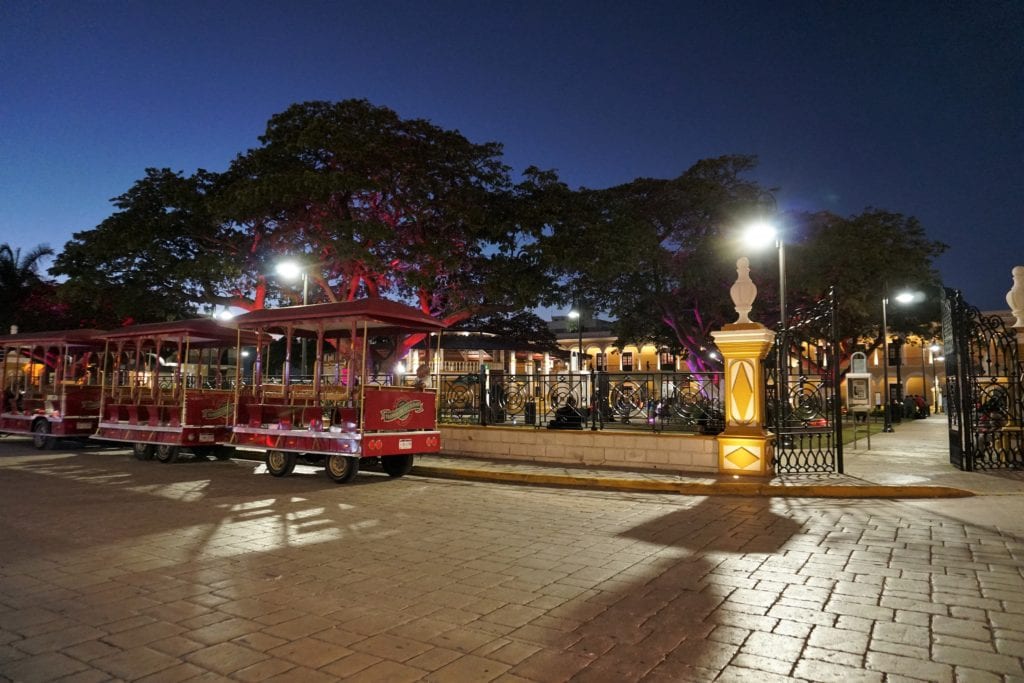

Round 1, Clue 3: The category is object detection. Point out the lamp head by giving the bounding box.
[894,291,916,304]
[275,261,302,280]
[741,220,778,249]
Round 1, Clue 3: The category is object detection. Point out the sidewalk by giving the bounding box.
[417,415,1024,498]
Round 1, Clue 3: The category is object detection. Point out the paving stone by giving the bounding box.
[261,664,338,682]
[11,625,107,656]
[866,651,954,682]
[0,652,86,683]
[729,652,794,676]
[92,645,181,680]
[932,615,993,642]
[715,664,795,682]
[932,643,1024,676]
[231,657,296,682]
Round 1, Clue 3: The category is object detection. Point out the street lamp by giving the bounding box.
[568,308,584,372]
[742,219,787,421]
[881,289,915,432]
[275,260,309,378]
[741,220,786,330]
[929,344,942,413]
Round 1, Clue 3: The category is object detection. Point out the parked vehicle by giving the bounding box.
[92,318,253,462]
[227,298,446,483]
[0,329,106,448]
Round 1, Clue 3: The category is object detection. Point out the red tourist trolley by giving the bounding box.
[92,319,252,462]
[228,298,445,483]
[0,329,106,448]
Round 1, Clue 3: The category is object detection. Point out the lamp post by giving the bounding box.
[742,219,787,418]
[929,344,942,413]
[881,289,915,432]
[275,260,309,378]
[568,308,583,372]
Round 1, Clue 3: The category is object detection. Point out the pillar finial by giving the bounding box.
[1007,265,1024,329]
[730,257,757,325]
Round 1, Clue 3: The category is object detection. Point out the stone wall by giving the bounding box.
[439,425,719,473]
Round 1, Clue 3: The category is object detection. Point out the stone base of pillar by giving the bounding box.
[718,434,775,477]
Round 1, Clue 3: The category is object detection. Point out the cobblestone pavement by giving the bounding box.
[2,440,1024,682]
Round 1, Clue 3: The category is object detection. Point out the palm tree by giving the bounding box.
[0,243,55,332]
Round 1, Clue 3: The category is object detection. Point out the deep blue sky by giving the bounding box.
[2,1,1021,310]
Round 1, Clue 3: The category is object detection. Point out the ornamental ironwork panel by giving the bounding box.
[941,288,1023,471]
[765,287,844,474]
[436,370,723,433]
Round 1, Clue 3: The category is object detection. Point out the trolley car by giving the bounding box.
[92,319,251,462]
[228,298,445,483]
[0,329,106,448]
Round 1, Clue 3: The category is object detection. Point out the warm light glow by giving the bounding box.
[929,344,941,353]
[935,356,945,362]
[276,261,302,280]
[396,363,406,374]
[741,219,777,248]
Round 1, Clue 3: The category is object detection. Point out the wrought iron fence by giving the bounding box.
[942,288,1024,470]
[764,287,844,474]
[435,371,724,434]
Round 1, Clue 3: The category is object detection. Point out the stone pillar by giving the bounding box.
[711,258,777,477]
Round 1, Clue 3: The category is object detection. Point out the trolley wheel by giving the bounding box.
[132,443,155,461]
[155,445,180,463]
[32,420,55,450]
[325,454,360,483]
[381,454,414,478]
[266,450,296,477]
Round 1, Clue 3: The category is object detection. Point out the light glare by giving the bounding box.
[742,220,777,248]
[276,261,302,280]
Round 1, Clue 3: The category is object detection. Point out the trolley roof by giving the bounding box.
[99,318,251,345]
[0,328,107,348]
[230,298,447,335]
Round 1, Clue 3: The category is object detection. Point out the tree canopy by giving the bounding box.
[53,100,551,330]
[47,100,947,359]
[536,156,947,370]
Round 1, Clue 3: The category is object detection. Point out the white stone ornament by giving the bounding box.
[730,257,757,324]
[1008,265,1024,329]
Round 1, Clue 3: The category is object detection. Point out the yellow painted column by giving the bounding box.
[709,257,776,476]
[711,325,776,476]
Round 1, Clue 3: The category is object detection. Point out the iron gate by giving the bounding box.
[765,287,844,473]
[941,288,1023,470]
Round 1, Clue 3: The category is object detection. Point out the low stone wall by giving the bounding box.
[439,425,719,473]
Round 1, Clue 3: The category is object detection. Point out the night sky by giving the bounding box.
[2,1,1021,311]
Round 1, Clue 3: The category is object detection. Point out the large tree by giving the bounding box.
[52,100,551,332]
[539,155,768,370]
[539,156,947,371]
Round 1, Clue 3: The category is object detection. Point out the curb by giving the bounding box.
[412,466,975,499]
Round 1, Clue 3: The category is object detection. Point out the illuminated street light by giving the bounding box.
[743,218,788,423]
[881,288,919,432]
[275,260,309,378]
[568,308,583,372]
[741,220,786,330]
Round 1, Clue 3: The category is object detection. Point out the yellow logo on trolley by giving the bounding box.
[202,403,232,420]
[380,399,424,423]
